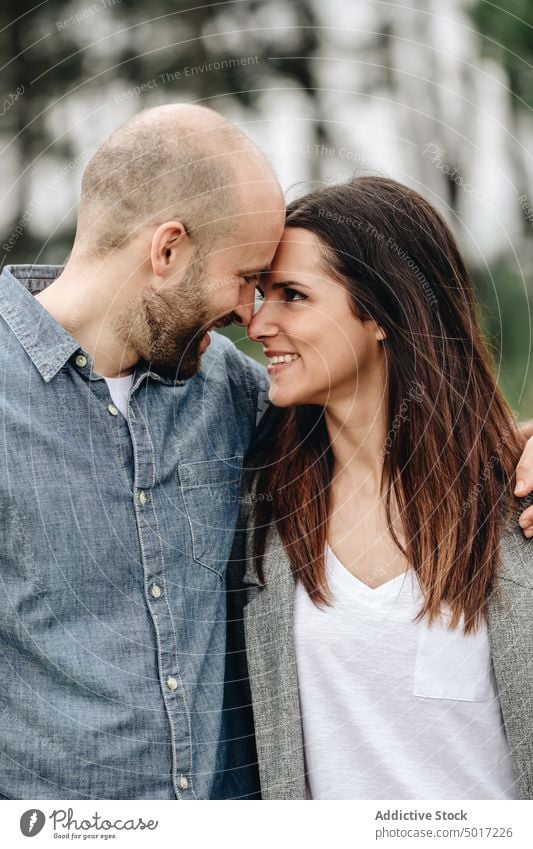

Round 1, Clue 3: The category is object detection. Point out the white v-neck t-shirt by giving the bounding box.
[293,545,518,800]
[103,374,134,419]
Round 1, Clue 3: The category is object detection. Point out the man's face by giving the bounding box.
[193,173,286,345]
[136,251,211,379]
[117,178,285,379]
[123,220,284,379]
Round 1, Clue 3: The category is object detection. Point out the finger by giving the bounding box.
[518,505,533,536]
[514,436,533,496]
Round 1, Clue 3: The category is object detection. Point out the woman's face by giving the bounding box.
[248,227,385,408]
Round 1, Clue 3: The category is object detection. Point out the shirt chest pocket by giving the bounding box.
[179,455,243,578]
[413,618,494,702]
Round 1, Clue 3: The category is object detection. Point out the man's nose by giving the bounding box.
[231,291,256,327]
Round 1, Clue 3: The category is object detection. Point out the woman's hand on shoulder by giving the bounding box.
[515,418,533,537]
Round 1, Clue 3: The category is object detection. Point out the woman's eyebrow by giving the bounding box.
[271,280,312,290]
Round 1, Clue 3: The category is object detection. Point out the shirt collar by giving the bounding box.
[0,265,81,382]
[0,264,187,386]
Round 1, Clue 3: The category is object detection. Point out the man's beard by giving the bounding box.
[117,258,212,380]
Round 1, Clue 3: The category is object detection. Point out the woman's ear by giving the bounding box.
[375,325,386,342]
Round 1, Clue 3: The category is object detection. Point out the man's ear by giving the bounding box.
[150,221,192,279]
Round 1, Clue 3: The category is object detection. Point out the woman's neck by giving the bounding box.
[324,372,388,493]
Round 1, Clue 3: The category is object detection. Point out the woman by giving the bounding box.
[227,176,533,800]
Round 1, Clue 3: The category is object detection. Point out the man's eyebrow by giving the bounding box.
[238,265,271,277]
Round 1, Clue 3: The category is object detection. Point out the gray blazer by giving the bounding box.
[226,511,533,800]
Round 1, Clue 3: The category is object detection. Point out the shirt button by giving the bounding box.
[107,404,119,416]
[75,354,87,368]
[166,676,178,691]
[150,583,161,599]
[179,775,189,790]
[138,491,148,506]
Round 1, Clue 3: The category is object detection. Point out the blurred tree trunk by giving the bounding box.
[0,0,83,255]
[470,0,533,235]
[3,0,35,228]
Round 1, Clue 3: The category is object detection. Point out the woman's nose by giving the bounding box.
[247,299,278,342]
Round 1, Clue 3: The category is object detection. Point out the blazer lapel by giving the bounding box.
[243,533,306,800]
[488,523,533,799]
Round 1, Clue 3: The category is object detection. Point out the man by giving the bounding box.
[0,103,284,799]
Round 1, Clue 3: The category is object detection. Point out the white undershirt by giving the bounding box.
[103,374,134,418]
[293,545,518,800]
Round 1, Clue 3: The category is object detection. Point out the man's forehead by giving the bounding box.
[221,229,281,262]
[239,205,285,234]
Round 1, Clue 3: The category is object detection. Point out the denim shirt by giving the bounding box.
[0,264,267,800]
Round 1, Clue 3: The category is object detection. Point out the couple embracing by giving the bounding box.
[1,104,531,800]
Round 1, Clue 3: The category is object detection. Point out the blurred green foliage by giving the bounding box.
[216,323,266,364]
[471,0,533,111]
[474,263,533,419]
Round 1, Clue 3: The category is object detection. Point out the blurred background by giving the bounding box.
[1,0,532,414]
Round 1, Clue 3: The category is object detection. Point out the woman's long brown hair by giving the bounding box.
[248,176,522,634]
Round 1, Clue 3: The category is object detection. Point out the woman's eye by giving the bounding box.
[254,286,307,302]
[283,287,307,302]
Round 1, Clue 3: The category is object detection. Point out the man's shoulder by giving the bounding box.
[204,332,268,393]
[199,333,269,426]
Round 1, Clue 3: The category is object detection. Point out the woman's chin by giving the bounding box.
[268,382,308,408]
[268,382,292,407]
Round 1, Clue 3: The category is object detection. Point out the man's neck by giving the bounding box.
[34,260,138,378]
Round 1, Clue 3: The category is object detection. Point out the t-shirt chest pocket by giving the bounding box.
[413,616,494,702]
[179,455,243,578]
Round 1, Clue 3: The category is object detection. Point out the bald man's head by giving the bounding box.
[76,104,276,255]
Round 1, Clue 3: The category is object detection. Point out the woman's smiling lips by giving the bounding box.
[264,349,301,374]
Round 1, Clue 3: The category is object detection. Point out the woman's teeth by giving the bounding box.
[268,354,300,365]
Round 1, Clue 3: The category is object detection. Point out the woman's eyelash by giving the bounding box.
[283,287,307,301]
[255,286,307,302]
